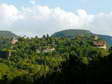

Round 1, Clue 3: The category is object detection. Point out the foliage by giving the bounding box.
[0,34,111,84]
[52,29,112,48]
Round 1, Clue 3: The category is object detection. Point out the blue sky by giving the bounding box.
[0,0,112,36]
[0,0,112,14]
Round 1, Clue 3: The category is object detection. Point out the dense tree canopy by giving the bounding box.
[0,35,111,84]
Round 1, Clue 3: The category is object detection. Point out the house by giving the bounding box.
[11,37,18,45]
[43,48,55,53]
[93,41,107,49]
[36,47,55,53]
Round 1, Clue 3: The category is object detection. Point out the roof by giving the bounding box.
[93,41,106,46]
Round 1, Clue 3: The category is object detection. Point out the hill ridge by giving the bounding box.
[52,29,112,47]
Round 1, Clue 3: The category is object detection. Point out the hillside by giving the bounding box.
[0,31,18,49]
[52,29,93,38]
[52,29,112,47]
[0,31,17,39]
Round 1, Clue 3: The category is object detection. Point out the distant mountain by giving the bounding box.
[52,29,93,38]
[52,29,112,47]
[0,31,17,39]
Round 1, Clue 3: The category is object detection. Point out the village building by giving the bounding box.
[93,40,107,49]
[11,37,18,45]
[43,48,55,53]
[36,47,55,53]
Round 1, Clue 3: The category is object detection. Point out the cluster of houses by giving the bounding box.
[0,35,108,59]
[92,36,107,49]
[35,35,107,54]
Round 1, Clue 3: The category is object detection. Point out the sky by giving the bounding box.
[0,0,112,37]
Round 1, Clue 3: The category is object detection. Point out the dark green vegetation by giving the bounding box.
[52,29,112,47]
[0,31,18,50]
[0,30,112,84]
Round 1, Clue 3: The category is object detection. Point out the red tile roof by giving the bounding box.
[93,41,106,46]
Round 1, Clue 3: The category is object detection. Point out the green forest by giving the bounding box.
[0,34,112,84]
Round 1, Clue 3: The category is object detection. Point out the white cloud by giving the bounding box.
[89,13,112,35]
[0,3,112,37]
[11,5,94,36]
[0,4,22,29]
